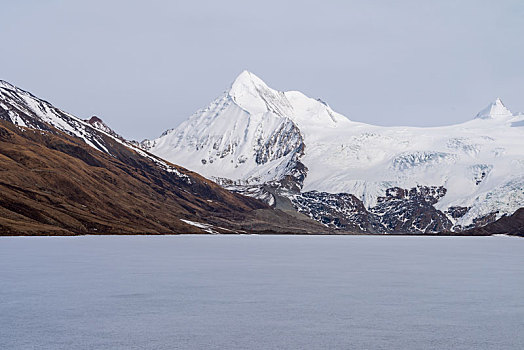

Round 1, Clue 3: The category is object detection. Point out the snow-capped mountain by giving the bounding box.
[144,71,524,233]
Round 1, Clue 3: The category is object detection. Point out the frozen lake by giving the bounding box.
[1,235,523,349]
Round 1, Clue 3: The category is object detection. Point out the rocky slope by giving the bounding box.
[464,208,524,237]
[0,80,328,235]
[143,71,524,234]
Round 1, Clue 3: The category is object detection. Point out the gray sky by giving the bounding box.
[2,0,523,140]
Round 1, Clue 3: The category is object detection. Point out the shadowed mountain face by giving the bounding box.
[0,81,328,235]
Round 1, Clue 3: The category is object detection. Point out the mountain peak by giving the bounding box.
[475,98,513,119]
[84,115,121,139]
[86,115,105,125]
[226,70,293,116]
[229,70,270,95]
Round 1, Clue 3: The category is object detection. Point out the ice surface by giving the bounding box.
[1,235,523,349]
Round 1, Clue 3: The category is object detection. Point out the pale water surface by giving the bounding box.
[0,235,523,349]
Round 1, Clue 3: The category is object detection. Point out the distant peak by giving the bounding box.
[475,98,513,119]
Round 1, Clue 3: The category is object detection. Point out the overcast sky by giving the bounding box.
[2,0,523,140]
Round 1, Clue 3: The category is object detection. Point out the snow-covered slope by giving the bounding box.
[0,80,191,181]
[144,71,524,233]
[0,80,113,153]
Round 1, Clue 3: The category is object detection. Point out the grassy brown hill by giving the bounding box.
[0,119,329,235]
